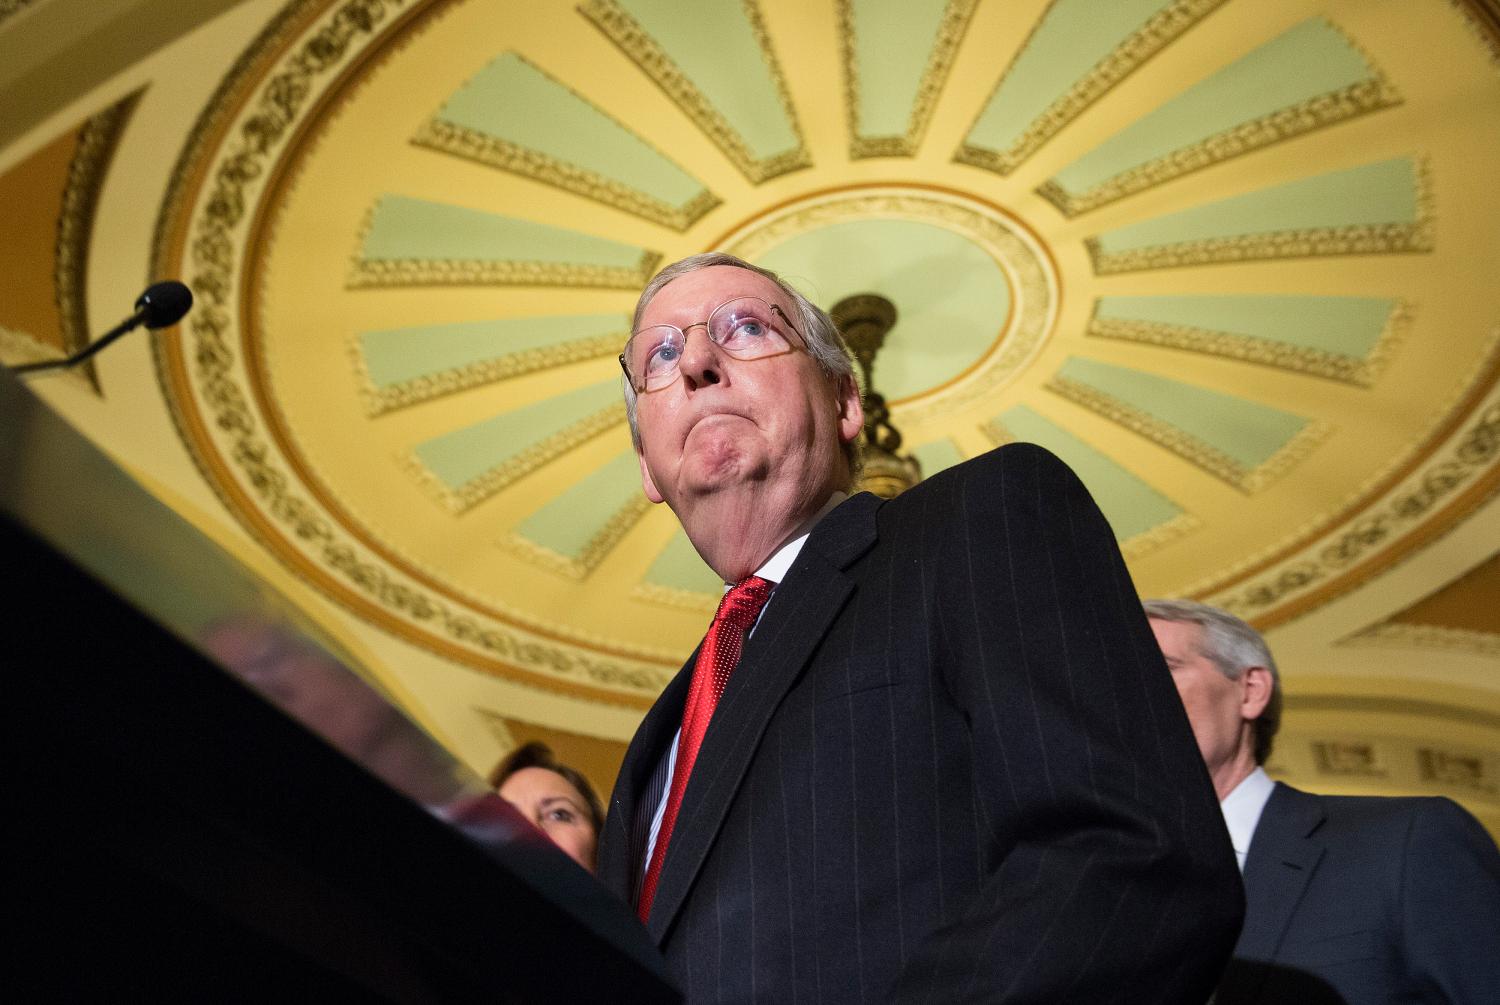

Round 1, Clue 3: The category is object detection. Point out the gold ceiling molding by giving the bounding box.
[1045,373,1332,494]
[579,0,810,184]
[1212,389,1500,625]
[352,329,621,416]
[55,88,144,395]
[404,403,626,514]
[503,493,652,581]
[1038,70,1401,218]
[953,0,1228,176]
[1086,302,1409,389]
[1088,203,1436,275]
[1338,622,1500,659]
[410,52,721,231]
[151,0,679,705]
[630,580,718,614]
[838,0,978,160]
[720,185,1059,425]
[346,232,661,289]
[412,118,720,232]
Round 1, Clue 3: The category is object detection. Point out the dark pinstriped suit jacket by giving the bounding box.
[601,444,1243,1002]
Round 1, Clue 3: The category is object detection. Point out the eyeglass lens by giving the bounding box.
[626,297,795,391]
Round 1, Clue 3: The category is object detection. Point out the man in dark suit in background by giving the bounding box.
[597,251,1242,1002]
[1145,599,1500,1004]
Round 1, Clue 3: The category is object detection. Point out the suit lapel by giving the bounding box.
[645,493,881,942]
[1236,784,1327,976]
[599,656,695,901]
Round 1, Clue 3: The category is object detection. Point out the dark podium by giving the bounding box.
[3,368,677,1002]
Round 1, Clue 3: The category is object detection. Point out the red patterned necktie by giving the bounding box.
[637,574,773,922]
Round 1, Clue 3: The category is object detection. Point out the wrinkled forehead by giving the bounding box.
[635,264,791,331]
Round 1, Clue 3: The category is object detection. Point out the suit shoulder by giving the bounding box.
[909,441,1084,501]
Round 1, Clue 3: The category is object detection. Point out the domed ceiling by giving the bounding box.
[2,0,1497,822]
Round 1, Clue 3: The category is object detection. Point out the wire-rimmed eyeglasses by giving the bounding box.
[619,296,805,394]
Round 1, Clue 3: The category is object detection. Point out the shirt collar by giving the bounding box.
[732,491,848,589]
[1219,765,1275,872]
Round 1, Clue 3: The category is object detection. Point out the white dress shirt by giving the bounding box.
[640,492,847,876]
[1219,765,1275,872]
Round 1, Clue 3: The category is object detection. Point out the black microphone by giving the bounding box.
[11,280,193,376]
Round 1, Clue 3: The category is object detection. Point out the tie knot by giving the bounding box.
[717,574,773,630]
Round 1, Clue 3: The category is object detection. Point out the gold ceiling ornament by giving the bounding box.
[1036,65,1402,218]
[578,0,810,184]
[720,185,1058,425]
[1085,303,1410,389]
[953,0,1229,176]
[151,0,684,705]
[838,0,979,159]
[832,293,922,499]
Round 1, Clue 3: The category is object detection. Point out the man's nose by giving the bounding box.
[678,325,723,390]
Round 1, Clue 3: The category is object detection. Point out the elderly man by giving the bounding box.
[599,252,1242,1002]
[1144,599,1500,1004]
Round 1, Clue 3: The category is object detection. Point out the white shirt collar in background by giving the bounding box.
[1219,766,1275,872]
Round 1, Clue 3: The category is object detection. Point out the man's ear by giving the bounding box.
[637,448,665,505]
[1240,666,1274,722]
[835,373,864,444]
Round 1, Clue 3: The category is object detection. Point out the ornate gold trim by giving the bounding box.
[839,0,979,159]
[53,89,144,394]
[410,53,721,231]
[503,494,652,580]
[721,187,1058,425]
[1039,74,1402,217]
[954,0,1228,176]
[1213,391,1500,619]
[406,402,626,513]
[630,580,719,613]
[1339,622,1500,658]
[150,0,679,703]
[1086,301,1410,388]
[1046,373,1333,493]
[347,248,661,289]
[353,330,621,416]
[1088,220,1434,275]
[578,0,811,183]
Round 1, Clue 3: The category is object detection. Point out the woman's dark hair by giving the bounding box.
[488,741,605,835]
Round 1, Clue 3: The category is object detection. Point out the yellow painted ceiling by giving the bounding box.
[2,0,1497,825]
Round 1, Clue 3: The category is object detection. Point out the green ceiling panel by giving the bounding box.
[413,380,620,491]
[752,218,1010,399]
[1092,157,1421,254]
[516,450,643,558]
[361,195,649,266]
[910,437,964,478]
[964,0,1172,155]
[1055,357,1310,469]
[993,404,1183,541]
[360,313,628,388]
[1095,295,1395,358]
[849,0,951,139]
[434,53,707,206]
[615,0,798,160]
[1052,18,1380,194]
[644,527,721,594]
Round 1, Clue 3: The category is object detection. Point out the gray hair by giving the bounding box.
[622,253,860,478]
[1142,599,1282,765]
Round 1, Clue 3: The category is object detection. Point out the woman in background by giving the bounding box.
[490,741,603,874]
